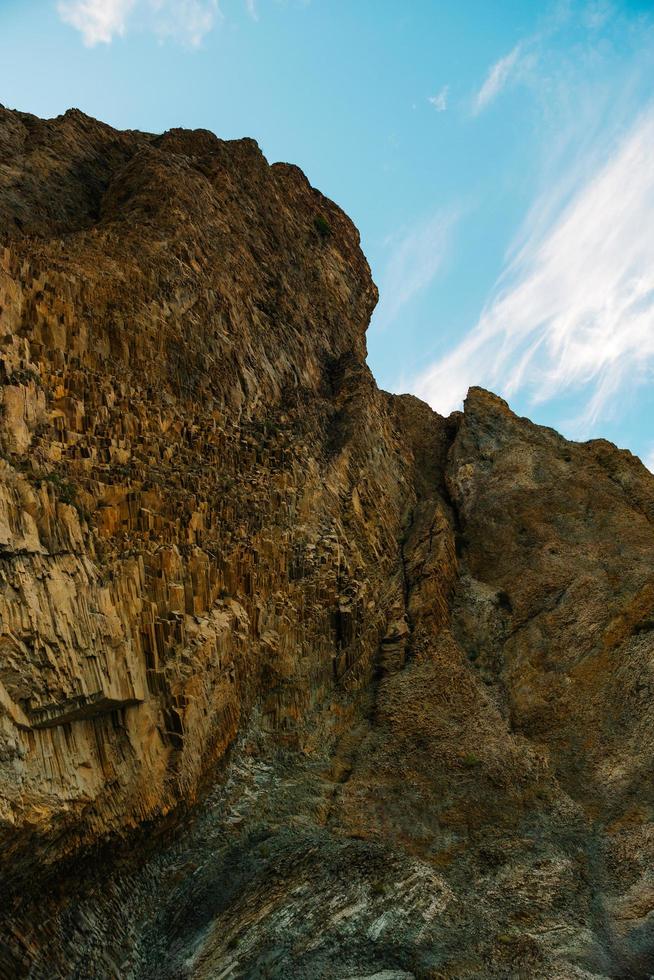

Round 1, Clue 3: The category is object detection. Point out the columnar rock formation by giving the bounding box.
[1,106,654,979]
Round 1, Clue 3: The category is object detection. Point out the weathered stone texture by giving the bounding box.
[1,107,654,979]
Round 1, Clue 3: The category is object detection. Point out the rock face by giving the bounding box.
[1,107,654,979]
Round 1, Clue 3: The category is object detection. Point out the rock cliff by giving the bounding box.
[1,106,654,979]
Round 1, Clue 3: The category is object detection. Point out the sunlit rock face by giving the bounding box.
[1,106,654,979]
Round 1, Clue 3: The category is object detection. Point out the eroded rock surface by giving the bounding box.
[1,106,654,979]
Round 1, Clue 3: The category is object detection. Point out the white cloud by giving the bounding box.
[428,86,448,112]
[57,0,225,45]
[245,0,258,20]
[644,447,654,473]
[412,106,654,429]
[474,44,521,114]
[372,210,457,332]
[57,0,135,45]
[150,0,221,46]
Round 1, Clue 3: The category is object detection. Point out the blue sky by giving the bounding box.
[2,0,654,465]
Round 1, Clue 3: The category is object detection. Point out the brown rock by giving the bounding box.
[0,107,652,980]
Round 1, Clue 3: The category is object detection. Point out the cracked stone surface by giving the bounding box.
[1,106,654,978]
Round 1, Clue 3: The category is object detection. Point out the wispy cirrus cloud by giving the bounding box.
[473,43,522,114]
[56,0,227,46]
[412,105,654,430]
[428,86,448,112]
[150,0,221,45]
[372,210,458,332]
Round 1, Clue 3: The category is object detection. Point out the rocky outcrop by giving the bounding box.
[1,106,654,979]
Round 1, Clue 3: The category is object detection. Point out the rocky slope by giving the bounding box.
[1,106,654,979]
